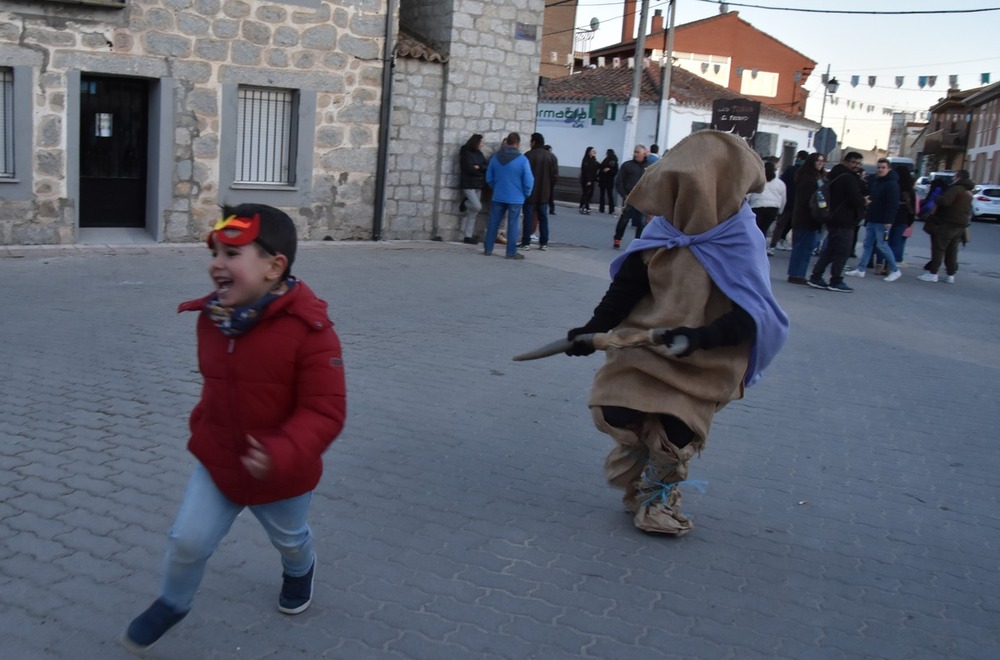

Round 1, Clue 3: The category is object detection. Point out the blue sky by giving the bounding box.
[574,0,1000,149]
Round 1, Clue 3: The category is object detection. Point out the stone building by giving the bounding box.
[0,0,546,246]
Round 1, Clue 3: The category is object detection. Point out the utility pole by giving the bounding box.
[655,0,676,149]
[623,0,650,158]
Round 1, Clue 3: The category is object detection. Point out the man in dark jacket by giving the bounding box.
[808,152,866,291]
[770,150,808,251]
[612,144,650,248]
[918,170,975,283]
[846,158,902,282]
[520,132,559,250]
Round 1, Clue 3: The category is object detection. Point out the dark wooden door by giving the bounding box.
[79,76,148,228]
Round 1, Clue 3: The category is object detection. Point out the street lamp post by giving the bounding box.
[818,73,840,128]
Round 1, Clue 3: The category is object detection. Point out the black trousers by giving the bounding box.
[602,406,694,449]
[811,224,854,284]
[598,184,616,212]
[614,205,645,240]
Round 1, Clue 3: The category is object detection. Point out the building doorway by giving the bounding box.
[79,75,148,228]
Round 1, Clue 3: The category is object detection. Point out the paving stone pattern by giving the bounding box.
[2,222,999,659]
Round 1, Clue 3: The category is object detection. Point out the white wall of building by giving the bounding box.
[537,100,815,174]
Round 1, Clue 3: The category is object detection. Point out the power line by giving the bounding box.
[692,0,1000,15]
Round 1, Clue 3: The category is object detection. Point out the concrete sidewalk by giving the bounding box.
[2,230,999,659]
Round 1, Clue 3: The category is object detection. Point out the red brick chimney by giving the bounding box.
[622,0,637,42]
[651,9,664,35]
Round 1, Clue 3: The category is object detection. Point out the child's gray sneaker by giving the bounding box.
[121,598,188,652]
[278,559,315,614]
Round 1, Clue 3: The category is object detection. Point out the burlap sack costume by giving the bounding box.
[589,131,770,535]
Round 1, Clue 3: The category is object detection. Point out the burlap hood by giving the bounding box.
[625,130,765,233]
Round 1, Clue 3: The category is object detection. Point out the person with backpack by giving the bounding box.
[808,152,867,291]
[786,152,826,284]
[845,158,902,282]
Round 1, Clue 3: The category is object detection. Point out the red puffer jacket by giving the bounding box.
[177,281,346,505]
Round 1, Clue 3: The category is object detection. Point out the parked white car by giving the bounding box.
[971,185,1000,222]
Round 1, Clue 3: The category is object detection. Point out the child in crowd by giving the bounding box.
[122,203,347,651]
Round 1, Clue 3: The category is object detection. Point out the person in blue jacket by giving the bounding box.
[484,132,534,259]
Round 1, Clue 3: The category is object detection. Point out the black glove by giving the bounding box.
[655,327,704,358]
[565,327,596,357]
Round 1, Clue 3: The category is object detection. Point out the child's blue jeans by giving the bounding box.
[159,463,314,611]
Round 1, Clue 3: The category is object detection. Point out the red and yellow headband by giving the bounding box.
[207,213,276,255]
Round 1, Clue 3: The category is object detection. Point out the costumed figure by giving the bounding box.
[565,131,789,535]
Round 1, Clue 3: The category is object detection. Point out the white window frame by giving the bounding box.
[235,85,298,186]
[1,67,14,178]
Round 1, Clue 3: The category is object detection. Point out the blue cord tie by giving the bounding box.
[639,466,708,507]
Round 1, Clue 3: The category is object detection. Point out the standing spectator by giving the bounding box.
[646,143,661,163]
[845,158,902,282]
[545,144,558,216]
[883,165,917,267]
[808,151,866,291]
[613,144,651,249]
[598,148,619,214]
[918,170,975,283]
[770,150,808,251]
[519,132,558,251]
[578,146,600,215]
[484,132,533,259]
[458,134,487,244]
[786,152,826,284]
[747,161,786,251]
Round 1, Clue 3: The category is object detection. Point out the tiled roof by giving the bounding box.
[540,62,816,126]
[395,28,449,63]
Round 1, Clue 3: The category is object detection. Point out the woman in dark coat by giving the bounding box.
[458,134,487,243]
[579,146,601,214]
[598,148,619,214]
[884,165,916,267]
[786,152,827,284]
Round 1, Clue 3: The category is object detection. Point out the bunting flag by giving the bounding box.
[701,62,709,73]
[714,63,721,74]
[949,74,958,87]
[918,76,927,89]
[736,67,744,77]
[821,73,829,84]
[983,73,992,84]
[895,76,904,88]
[851,75,859,87]
[928,76,937,88]
[869,76,876,87]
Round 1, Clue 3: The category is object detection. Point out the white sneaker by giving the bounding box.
[766,247,775,256]
[777,239,792,251]
[943,275,955,284]
[844,269,865,278]
[917,272,938,282]
[884,270,902,282]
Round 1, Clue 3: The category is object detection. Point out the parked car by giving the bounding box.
[914,171,956,197]
[971,185,1000,222]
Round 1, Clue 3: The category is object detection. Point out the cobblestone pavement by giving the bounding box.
[2,213,999,659]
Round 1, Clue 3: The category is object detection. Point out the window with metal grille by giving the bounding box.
[235,86,297,185]
[1,68,14,178]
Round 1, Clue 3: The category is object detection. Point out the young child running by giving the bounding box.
[122,203,347,652]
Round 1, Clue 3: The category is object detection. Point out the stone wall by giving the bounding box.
[383,0,544,241]
[0,0,546,245]
[0,0,388,245]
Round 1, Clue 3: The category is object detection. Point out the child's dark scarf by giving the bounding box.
[205,277,297,337]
